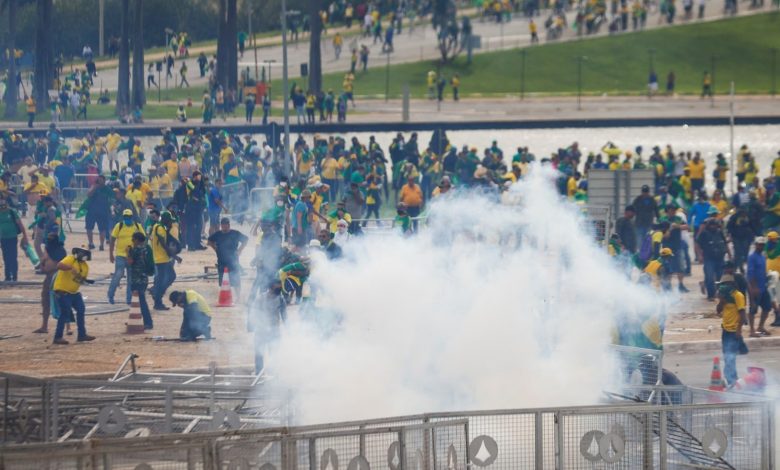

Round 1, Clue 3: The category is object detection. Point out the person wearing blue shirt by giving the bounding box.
[747,237,772,337]
[54,157,76,215]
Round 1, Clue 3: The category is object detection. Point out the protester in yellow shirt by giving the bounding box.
[687,154,705,193]
[52,248,94,344]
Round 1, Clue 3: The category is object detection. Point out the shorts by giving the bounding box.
[61,188,76,202]
[648,82,658,92]
[107,149,118,162]
[85,213,111,233]
[667,251,684,274]
[750,289,772,314]
[208,211,221,226]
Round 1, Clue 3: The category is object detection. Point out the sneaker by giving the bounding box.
[99,245,104,251]
[52,338,69,345]
[88,244,96,249]
[144,325,153,331]
[699,281,705,295]
[679,285,690,293]
[108,298,115,305]
[77,335,96,342]
[154,304,170,311]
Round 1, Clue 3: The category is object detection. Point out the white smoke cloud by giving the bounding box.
[266,165,658,424]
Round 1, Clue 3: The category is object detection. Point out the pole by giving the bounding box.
[158,69,161,103]
[710,56,716,108]
[99,0,105,57]
[520,49,526,100]
[772,48,777,98]
[577,57,581,110]
[729,81,735,194]
[648,48,655,74]
[384,52,390,102]
[281,0,292,175]
[252,9,259,81]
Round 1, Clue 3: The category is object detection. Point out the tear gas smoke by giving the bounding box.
[266,165,659,424]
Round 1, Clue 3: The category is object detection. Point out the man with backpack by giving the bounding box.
[126,232,156,330]
[696,217,730,300]
[107,209,144,305]
[151,211,181,310]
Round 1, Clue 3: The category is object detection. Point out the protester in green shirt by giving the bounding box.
[0,199,29,281]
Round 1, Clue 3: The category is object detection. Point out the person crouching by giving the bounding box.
[169,290,212,341]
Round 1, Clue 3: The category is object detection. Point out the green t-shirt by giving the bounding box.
[0,208,20,239]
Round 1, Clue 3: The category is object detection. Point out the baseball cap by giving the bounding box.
[122,209,133,216]
[768,231,779,240]
[755,236,768,245]
[660,248,673,256]
[641,185,650,193]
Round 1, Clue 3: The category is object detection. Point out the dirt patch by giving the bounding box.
[0,229,256,378]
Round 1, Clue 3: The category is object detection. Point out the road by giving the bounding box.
[667,347,780,394]
[76,3,776,93]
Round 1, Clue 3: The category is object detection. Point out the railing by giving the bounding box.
[0,400,773,469]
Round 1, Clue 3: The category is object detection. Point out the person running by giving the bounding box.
[169,290,212,341]
[179,62,190,87]
[147,63,157,88]
[52,248,95,345]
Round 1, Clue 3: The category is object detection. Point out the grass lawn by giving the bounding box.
[0,102,182,123]
[277,12,780,98]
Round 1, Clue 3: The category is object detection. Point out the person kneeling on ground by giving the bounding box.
[169,290,212,341]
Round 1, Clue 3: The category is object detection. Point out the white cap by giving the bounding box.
[308,239,321,248]
[755,237,768,244]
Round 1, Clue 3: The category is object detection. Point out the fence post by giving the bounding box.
[164,386,173,434]
[51,381,59,442]
[399,430,407,470]
[422,417,431,470]
[431,426,438,470]
[2,377,8,443]
[659,411,668,470]
[308,437,316,470]
[643,411,654,469]
[534,412,544,470]
[554,411,564,470]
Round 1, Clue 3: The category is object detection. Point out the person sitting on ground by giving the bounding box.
[169,290,212,341]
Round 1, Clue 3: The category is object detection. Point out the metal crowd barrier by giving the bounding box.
[1,400,773,469]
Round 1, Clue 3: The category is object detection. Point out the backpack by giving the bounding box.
[162,225,182,256]
[638,232,653,263]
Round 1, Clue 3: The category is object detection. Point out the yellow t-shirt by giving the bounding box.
[37,174,56,192]
[150,224,171,264]
[53,255,89,294]
[111,221,144,257]
[687,160,705,179]
[567,177,577,198]
[106,133,122,151]
[185,290,211,315]
[710,199,728,218]
[126,187,145,212]
[721,291,746,333]
[162,159,179,181]
[321,157,339,179]
[773,158,780,178]
[24,182,50,196]
[219,147,235,169]
[150,174,173,198]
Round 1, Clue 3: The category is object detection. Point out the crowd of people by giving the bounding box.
[2,123,780,383]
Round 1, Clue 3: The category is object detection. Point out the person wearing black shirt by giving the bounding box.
[207,218,248,298]
[615,205,638,254]
[632,185,658,244]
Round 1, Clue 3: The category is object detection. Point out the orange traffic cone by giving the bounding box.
[126,290,145,334]
[708,356,725,392]
[217,267,234,307]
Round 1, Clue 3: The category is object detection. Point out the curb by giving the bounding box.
[666,336,780,353]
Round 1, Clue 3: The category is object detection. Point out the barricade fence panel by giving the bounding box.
[0,401,773,470]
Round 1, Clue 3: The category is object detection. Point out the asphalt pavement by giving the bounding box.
[667,346,780,394]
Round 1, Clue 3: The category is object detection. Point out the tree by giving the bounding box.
[216,0,237,92]
[116,0,131,117]
[432,0,460,63]
[3,0,18,118]
[32,0,52,108]
[307,0,323,94]
[131,0,145,108]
